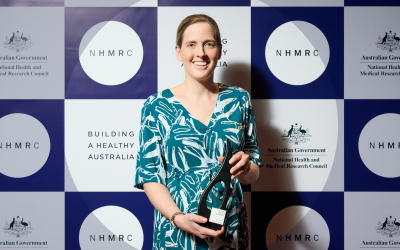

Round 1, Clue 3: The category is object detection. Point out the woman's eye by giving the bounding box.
[188,43,195,48]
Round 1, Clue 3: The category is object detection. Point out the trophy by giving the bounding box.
[197,138,233,230]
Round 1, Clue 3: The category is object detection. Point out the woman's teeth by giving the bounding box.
[193,62,207,66]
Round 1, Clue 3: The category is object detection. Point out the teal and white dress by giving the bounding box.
[134,83,263,249]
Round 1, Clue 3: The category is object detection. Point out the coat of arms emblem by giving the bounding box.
[281,123,311,145]
[3,31,33,52]
[376,215,400,238]
[3,216,33,238]
[376,30,400,52]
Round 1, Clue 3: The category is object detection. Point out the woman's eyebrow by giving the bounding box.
[184,40,216,45]
[184,40,197,45]
[203,40,215,43]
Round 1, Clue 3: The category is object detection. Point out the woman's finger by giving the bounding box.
[236,154,249,170]
[232,169,247,179]
[198,226,224,238]
[230,163,243,175]
[189,214,207,224]
[240,154,250,167]
[232,154,249,172]
[228,152,241,165]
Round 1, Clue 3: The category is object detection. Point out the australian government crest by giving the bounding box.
[362,215,400,247]
[3,31,32,52]
[376,30,400,53]
[376,215,400,238]
[3,216,33,238]
[281,123,311,145]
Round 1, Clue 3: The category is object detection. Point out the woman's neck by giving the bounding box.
[179,75,218,98]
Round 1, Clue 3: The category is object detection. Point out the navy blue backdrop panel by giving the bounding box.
[252,192,344,250]
[65,192,154,250]
[0,100,64,191]
[159,0,250,6]
[65,7,157,99]
[344,100,400,191]
[0,0,63,6]
[251,7,344,99]
[345,0,400,6]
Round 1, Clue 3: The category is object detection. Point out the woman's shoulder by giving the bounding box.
[142,89,173,109]
[218,83,251,100]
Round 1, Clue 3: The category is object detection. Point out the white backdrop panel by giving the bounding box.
[65,100,144,192]
[345,7,400,99]
[345,192,400,249]
[252,99,339,192]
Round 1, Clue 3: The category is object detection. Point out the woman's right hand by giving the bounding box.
[174,213,224,239]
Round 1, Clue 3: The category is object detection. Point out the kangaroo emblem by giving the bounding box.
[282,125,294,137]
[7,218,15,230]
[380,32,388,44]
[8,32,15,44]
[381,217,388,229]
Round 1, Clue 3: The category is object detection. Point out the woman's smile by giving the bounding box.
[193,61,209,68]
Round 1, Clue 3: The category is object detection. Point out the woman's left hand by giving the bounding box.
[217,151,251,180]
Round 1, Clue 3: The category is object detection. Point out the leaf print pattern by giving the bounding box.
[134,83,262,249]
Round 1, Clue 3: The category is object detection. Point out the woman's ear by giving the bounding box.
[175,45,182,61]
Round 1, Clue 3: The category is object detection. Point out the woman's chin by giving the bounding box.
[187,73,213,82]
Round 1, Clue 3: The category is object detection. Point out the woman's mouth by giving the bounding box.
[193,62,208,69]
[193,61,208,66]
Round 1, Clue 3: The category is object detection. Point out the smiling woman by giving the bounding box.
[134,14,263,250]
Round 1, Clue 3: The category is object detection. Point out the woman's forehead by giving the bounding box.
[182,22,215,42]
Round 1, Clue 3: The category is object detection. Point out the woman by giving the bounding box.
[134,14,263,249]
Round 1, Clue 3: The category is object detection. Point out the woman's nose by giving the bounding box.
[196,46,206,57]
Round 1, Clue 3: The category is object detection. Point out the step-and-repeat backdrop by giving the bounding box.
[1,0,400,249]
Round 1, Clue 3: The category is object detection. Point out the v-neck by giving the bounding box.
[166,83,221,128]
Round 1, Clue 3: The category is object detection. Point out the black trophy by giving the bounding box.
[197,138,233,230]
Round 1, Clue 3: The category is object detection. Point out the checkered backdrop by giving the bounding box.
[1,1,400,249]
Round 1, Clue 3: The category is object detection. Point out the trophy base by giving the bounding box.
[198,221,222,231]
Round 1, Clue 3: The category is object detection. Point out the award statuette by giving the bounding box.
[197,138,233,230]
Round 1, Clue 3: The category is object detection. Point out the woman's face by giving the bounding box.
[175,22,222,83]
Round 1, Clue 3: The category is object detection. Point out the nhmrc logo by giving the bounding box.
[359,113,400,178]
[265,21,330,86]
[0,113,50,178]
[266,206,330,250]
[79,21,143,86]
[79,206,144,250]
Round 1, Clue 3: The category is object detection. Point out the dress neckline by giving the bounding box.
[166,83,221,128]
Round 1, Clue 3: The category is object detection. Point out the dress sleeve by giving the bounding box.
[134,99,167,190]
[243,91,263,167]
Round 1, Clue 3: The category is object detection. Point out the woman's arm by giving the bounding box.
[142,182,224,239]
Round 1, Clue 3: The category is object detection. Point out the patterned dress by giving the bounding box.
[134,83,263,249]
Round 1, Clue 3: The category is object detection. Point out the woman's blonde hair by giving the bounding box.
[176,14,221,48]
